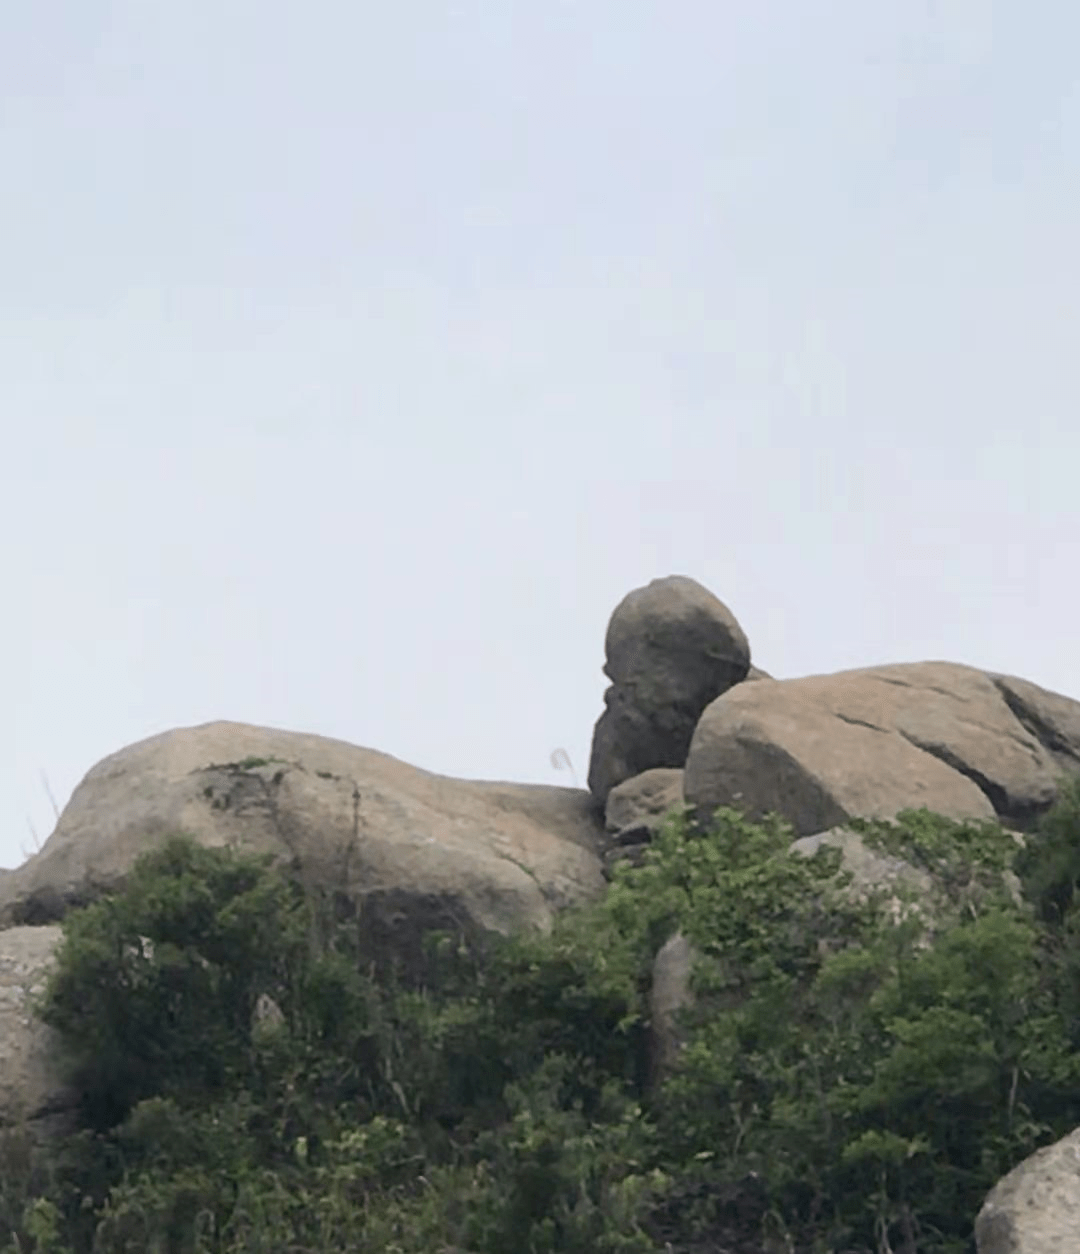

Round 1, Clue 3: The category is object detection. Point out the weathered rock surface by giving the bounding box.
[605,768,685,836]
[684,662,1080,837]
[975,1124,1080,1253]
[989,673,1080,775]
[649,930,695,1087]
[0,925,74,1135]
[791,827,938,920]
[793,825,1025,920]
[601,768,684,877]
[0,723,608,977]
[588,576,751,805]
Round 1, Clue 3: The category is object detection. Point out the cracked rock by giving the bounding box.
[684,661,1080,837]
[0,723,608,985]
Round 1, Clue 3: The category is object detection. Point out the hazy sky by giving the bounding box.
[3,3,1078,869]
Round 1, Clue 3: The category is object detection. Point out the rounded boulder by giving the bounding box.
[587,576,751,804]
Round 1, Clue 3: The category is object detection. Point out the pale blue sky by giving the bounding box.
[3,3,1078,868]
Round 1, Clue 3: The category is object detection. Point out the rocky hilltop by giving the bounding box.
[3,574,1079,1252]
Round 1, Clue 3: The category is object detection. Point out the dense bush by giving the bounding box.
[38,837,313,1129]
[3,785,1080,1253]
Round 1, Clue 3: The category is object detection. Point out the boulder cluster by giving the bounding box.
[592,578,1080,878]
[2,573,1079,1250]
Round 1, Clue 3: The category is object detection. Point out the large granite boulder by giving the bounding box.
[588,576,751,805]
[684,662,1080,837]
[975,1124,1080,1253]
[0,723,608,977]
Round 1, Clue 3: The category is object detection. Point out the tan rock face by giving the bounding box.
[0,723,608,977]
[588,576,751,804]
[0,925,74,1134]
[989,673,1080,777]
[604,768,685,836]
[975,1124,1080,1254]
[684,663,1080,837]
[602,768,685,878]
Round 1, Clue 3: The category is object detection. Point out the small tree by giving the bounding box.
[39,834,311,1128]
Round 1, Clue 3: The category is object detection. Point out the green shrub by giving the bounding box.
[643,805,1080,1251]
[9,790,1080,1254]
[1016,776,1080,926]
[1015,776,1080,1056]
[38,835,312,1128]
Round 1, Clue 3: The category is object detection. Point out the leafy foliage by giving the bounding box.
[3,788,1080,1253]
[1015,775,1080,1057]
[37,836,312,1127]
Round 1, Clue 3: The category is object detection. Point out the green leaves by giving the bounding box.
[9,787,1080,1254]
[613,802,1080,1250]
[1016,775,1080,926]
[38,835,311,1127]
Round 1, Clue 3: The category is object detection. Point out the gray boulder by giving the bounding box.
[588,576,751,804]
[0,722,608,980]
[601,768,685,876]
[605,768,685,836]
[685,662,1080,837]
[975,1124,1080,1253]
[648,930,695,1087]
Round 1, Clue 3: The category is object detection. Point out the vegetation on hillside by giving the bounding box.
[3,779,1080,1253]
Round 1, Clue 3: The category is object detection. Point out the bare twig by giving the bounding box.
[19,770,60,860]
[550,747,579,789]
[21,816,42,861]
[40,771,61,820]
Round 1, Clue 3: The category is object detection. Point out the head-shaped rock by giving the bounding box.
[587,575,751,804]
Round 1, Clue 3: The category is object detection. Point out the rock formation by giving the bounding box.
[3,572,1079,1240]
[587,575,751,804]
[975,1124,1080,1253]
[648,930,694,1087]
[0,723,607,952]
[683,661,1080,837]
[601,767,684,875]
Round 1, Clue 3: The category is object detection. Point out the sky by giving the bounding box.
[3,2,1079,869]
